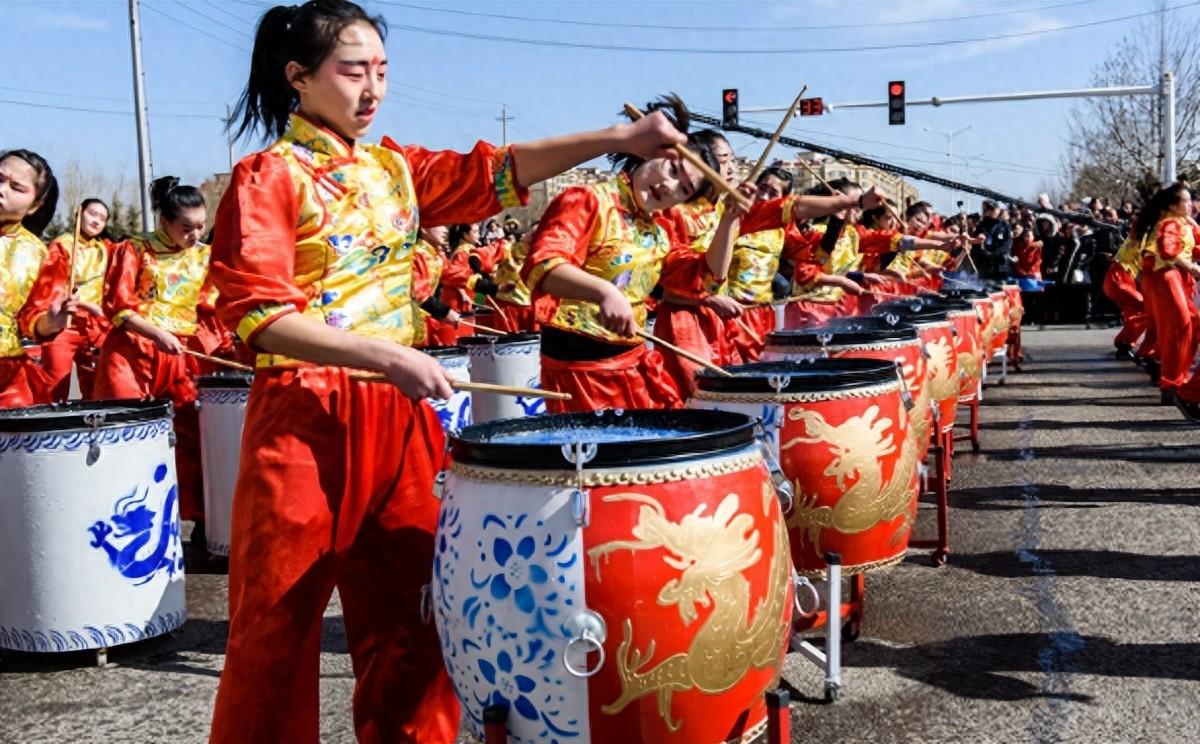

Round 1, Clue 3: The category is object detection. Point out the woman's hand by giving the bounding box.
[38,292,78,337]
[704,294,744,319]
[615,110,688,161]
[597,284,637,337]
[152,328,183,355]
[445,309,462,326]
[377,344,455,400]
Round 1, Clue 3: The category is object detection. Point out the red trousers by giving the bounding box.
[726,304,777,363]
[1143,268,1198,392]
[41,313,109,401]
[541,343,682,413]
[92,329,204,521]
[493,298,537,334]
[0,355,51,409]
[784,299,841,329]
[422,316,459,348]
[653,302,732,396]
[1102,266,1147,348]
[209,367,457,744]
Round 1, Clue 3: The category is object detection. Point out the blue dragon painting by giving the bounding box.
[87,463,184,585]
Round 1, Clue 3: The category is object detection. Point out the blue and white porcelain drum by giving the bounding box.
[461,333,544,422]
[434,409,792,743]
[0,401,186,653]
[197,373,253,557]
[425,346,472,433]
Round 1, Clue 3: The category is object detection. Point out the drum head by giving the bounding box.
[197,372,254,388]
[0,399,171,432]
[872,300,951,324]
[695,359,898,394]
[459,333,539,347]
[424,345,469,360]
[768,317,918,347]
[450,408,756,469]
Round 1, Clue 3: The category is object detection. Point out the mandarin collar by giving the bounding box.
[1,220,23,238]
[616,172,653,220]
[287,112,355,158]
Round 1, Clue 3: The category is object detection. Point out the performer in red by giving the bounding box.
[41,198,114,400]
[92,176,211,525]
[490,232,538,332]
[206,3,690,741]
[412,225,461,346]
[1102,227,1147,360]
[1134,183,1200,404]
[0,149,73,408]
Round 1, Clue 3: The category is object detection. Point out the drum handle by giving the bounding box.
[893,362,914,411]
[793,570,821,619]
[419,583,433,625]
[561,442,597,527]
[754,421,794,515]
[562,609,607,678]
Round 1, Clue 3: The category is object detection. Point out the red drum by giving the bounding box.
[1003,283,1024,330]
[762,317,932,462]
[690,360,918,577]
[987,289,1010,356]
[873,302,959,434]
[436,409,791,743]
[457,307,502,339]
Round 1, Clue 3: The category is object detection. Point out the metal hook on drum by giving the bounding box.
[792,570,820,618]
[754,421,793,514]
[562,609,607,678]
[83,412,107,466]
[561,442,597,527]
[419,583,433,625]
[767,375,791,395]
[894,361,914,411]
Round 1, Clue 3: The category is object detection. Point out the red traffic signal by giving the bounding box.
[889,82,904,97]
[799,97,824,116]
[888,80,905,126]
[722,88,739,128]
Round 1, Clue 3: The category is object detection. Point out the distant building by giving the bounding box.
[783,154,920,208]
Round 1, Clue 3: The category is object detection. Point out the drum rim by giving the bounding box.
[459,333,539,346]
[423,345,469,359]
[0,399,172,432]
[766,318,919,346]
[871,304,951,323]
[197,373,254,388]
[695,359,898,393]
[449,409,756,469]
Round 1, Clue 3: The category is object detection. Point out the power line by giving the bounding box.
[142,3,250,53]
[0,84,216,107]
[379,0,1091,32]
[200,0,258,28]
[0,97,220,120]
[172,0,253,39]
[381,3,1196,55]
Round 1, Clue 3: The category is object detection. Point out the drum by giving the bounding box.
[457,308,501,339]
[1003,283,1024,330]
[690,360,918,577]
[425,346,472,433]
[197,373,252,557]
[460,333,544,422]
[872,301,959,434]
[987,289,1010,357]
[0,401,186,652]
[763,317,931,462]
[435,409,791,743]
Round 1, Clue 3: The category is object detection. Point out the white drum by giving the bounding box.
[0,401,187,653]
[197,373,252,557]
[427,346,472,433]
[461,333,544,422]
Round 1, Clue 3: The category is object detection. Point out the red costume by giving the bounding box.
[40,232,112,400]
[1141,217,1198,394]
[723,222,813,361]
[208,113,525,744]
[1102,236,1147,350]
[0,221,62,408]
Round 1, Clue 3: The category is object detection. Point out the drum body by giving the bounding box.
[435,410,791,744]
[988,290,1010,356]
[690,360,918,577]
[425,346,472,433]
[1003,284,1024,329]
[198,373,252,556]
[872,302,959,434]
[0,401,186,652]
[461,333,544,422]
[947,309,982,403]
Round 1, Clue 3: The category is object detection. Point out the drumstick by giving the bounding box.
[485,296,505,315]
[622,102,752,211]
[461,318,508,336]
[351,373,571,401]
[746,85,807,182]
[67,206,82,295]
[183,349,254,372]
[795,156,909,229]
[636,329,732,377]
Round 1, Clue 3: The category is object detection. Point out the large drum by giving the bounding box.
[987,288,1011,357]
[0,401,187,653]
[763,317,932,462]
[197,373,252,557]
[425,346,472,433]
[873,301,959,434]
[434,409,791,743]
[690,360,918,577]
[938,292,990,400]
[461,333,544,422]
[1003,283,1024,330]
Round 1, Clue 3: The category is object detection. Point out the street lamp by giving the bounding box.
[924,125,972,212]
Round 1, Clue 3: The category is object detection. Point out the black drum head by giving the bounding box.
[695,359,898,394]
[0,399,172,432]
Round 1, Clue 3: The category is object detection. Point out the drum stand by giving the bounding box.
[910,429,951,566]
[1007,327,1023,371]
[953,385,982,454]
[789,554,851,703]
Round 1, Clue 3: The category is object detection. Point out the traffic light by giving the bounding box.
[722,89,739,129]
[888,81,905,125]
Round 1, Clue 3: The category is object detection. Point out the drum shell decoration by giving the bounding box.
[434,412,792,744]
[461,334,545,422]
[988,290,1010,355]
[425,346,472,433]
[948,309,982,403]
[1003,284,1024,330]
[0,401,187,652]
[197,374,253,556]
[689,362,918,577]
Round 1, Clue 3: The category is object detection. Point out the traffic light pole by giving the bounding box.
[128,0,154,232]
[743,82,1172,184]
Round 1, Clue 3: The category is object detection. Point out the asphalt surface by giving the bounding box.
[1,327,1197,743]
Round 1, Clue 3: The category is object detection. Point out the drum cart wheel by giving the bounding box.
[932,549,949,567]
[95,647,108,667]
[823,682,842,704]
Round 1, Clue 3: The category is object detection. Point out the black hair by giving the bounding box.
[149,176,205,223]
[448,223,476,248]
[805,176,860,198]
[905,201,932,220]
[0,149,58,237]
[1132,182,1190,242]
[757,165,794,195]
[607,94,719,204]
[79,197,116,241]
[859,205,890,229]
[229,0,388,142]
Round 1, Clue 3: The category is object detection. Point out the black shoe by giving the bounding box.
[1176,394,1200,424]
[1162,389,1177,406]
[1114,343,1135,361]
[189,520,206,548]
[1146,360,1161,384]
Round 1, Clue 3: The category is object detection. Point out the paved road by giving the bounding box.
[1,328,1196,743]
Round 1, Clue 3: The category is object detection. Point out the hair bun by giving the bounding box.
[149,175,181,212]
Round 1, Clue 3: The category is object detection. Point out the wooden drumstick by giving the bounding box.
[746,85,807,183]
[622,102,752,211]
[795,155,909,229]
[183,349,254,372]
[461,318,508,336]
[67,206,82,296]
[636,329,732,377]
[485,295,505,315]
[351,374,571,401]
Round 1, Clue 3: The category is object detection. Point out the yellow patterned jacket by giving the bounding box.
[210,113,526,367]
[105,229,211,337]
[791,222,862,303]
[494,234,532,307]
[0,221,61,357]
[1112,235,1142,277]
[47,233,110,307]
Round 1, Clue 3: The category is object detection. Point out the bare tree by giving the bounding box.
[42,160,141,240]
[1064,6,1200,202]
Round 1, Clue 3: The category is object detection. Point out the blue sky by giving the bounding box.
[0,0,1190,216]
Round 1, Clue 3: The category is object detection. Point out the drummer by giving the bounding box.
[0,149,74,408]
[91,176,213,541]
[412,225,462,346]
[490,229,538,333]
[42,198,114,400]
[205,1,693,740]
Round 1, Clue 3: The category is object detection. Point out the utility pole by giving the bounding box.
[923,125,971,212]
[128,0,153,232]
[1163,71,1176,184]
[496,104,514,146]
